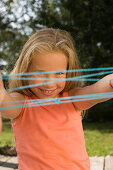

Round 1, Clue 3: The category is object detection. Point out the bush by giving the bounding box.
[84,99,113,122]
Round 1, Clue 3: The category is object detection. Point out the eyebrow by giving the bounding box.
[31,70,46,72]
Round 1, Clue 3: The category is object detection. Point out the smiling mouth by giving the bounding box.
[39,89,56,96]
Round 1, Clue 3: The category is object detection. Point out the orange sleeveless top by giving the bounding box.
[12,92,90,170]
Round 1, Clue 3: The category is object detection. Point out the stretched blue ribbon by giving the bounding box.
[0,67,113,110]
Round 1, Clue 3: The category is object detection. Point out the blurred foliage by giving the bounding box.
[28,0,113,69]
[0,0,28,72]
[0,0,113,121]
[83,99,113,122]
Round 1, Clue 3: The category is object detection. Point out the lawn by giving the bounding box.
[0,119,113,156]
[0,119,15,147]
[83,121,113,156]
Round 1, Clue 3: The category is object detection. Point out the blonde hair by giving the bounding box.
[9,28,84,95]
[9,28,86,117]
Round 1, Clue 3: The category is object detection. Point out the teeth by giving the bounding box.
[44,90,53,93]
[40,89,56,96]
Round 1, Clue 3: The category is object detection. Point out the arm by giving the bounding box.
[69,73,113,111]
[0,112,2,134]
[0,72,25,119]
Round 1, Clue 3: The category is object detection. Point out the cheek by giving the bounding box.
[57,80,66,88]
[28,75,44,86]
[57,75,66,87]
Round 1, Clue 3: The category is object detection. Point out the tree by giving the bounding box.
[2,0,113,71]
[0,0,28,72]
[28,0,113,69]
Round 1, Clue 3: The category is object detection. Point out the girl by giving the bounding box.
[0,28,113,170]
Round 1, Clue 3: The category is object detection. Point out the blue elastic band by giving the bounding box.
[0,67,113,110]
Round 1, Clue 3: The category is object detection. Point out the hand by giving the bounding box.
[0,71,6,95]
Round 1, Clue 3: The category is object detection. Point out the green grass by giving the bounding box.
[83,121,113,156]
[1,119,113,156]
[0,119,15,147]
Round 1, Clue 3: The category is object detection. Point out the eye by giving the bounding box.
[56,72,64,75]
[37,71,47,77]
[55,72,66,79]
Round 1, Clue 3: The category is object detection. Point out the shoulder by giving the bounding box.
[68,88,82,114]
[10,92,25,100]
[68,87,82,100]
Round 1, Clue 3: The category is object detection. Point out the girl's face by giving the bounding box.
[28,51,67,99]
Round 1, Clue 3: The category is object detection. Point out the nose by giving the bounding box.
[43,74,57,89]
